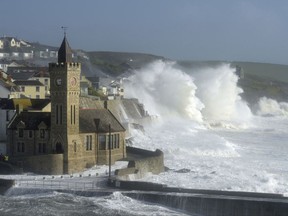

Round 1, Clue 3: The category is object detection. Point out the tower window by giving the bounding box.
[71,105,73,124]
[29,130,33,138]
[40,129,45,138]
[18,128,24,138]
[17,142,25,152]
[86,135,92,151]
[56,105,58,124]
[60,105,62,124]
[74,105,76,125]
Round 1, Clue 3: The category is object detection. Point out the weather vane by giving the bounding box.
[61,26,68,37]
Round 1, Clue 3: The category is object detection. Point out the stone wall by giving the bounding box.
[11,154,63,175]
[0,179,14,195]
[115,147,164,180]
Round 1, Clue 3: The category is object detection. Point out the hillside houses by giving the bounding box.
[1,36,127,174]
[0,36,58,60]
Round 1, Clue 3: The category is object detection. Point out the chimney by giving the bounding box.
[16,104,23,114]
[104,100,108,109]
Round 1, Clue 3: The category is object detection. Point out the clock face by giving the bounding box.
[70,77,77,86]
[55,78,62,86]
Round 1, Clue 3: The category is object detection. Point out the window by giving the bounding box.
[56,105,62,125]
[17,142,25,152]
[60,105,62,124]
[36,86,40,92]
[110,135,114,150]
[36,95,40,99]
[74,142,77,152]
[86,135,92,151]
[38,143,42,153]
[43,143,46,153]
[99,135,106,150]
[44,79,48,85]
[56,105,58,124]
[40,129,45,138]
[38,143,46,153]
[18,128,23,138]
[6,110,9,121]
[29,130,33,138]
[116,134,120,148]
[21,86,25,92]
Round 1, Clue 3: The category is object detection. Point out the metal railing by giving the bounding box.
[14,176,107,190]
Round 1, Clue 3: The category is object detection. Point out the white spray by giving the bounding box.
[124,61,252,126]
[192,64,252,126]
[124,60,204,122]
[256,97,288,117]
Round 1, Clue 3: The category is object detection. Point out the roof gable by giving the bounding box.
[79,109,125,133]
[8,112,51,130]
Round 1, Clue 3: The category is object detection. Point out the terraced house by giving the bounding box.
[6,36,126,174]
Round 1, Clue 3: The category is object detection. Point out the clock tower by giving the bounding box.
[49,35,82,173]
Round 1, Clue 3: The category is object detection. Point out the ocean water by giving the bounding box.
[124,60,288,195]
[0,190,189,216]
[2,61,288,215]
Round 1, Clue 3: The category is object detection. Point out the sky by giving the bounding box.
[1,0,288,64]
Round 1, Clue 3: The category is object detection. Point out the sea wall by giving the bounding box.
[125,191,288,216]
[0,179,14,195]
[109,180,288,216]
[115,147,164,180]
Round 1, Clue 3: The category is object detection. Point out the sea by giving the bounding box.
[1,60,288,215]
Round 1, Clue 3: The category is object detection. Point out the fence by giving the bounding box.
[14,176,107,190]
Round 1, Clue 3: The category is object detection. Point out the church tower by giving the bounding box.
[49,35,82,173]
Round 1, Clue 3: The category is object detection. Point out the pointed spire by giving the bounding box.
[58,35,73,63]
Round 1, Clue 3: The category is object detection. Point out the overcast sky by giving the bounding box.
[1,0,288,64]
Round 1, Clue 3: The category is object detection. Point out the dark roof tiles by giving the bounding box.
[79,109,125,133]
[8,112,51,130]
[58,36,73,63]
[14,80,44,86]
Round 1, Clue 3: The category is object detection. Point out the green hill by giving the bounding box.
[86,51,165,77]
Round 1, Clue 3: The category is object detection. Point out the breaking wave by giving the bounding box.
[256,97,288,117]
[124,60,252,127]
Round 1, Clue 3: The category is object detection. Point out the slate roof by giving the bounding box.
[0,98,50,110]
[0,79,13,91]
[0,98,14,109]
[8,112,51,130]
[79,109,125,133]
[58,36,73,63]
[13,80,44,86]
[10,72,35,80]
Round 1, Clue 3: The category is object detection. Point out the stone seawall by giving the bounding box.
[125,191,288,216]
[115,147,165,180]
[0,179,14,195]
[109,180,288,216]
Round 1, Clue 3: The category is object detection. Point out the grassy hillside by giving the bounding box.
[231,62,288,83]
[178,60,288,105]
[86,51,165,77]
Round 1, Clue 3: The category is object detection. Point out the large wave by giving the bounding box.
[124,60,204,122]
[124,60,252,126]
[256,97,288,117]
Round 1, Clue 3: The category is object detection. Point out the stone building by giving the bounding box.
[6,36,126,174]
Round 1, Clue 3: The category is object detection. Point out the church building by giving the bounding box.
[6,36,126,174]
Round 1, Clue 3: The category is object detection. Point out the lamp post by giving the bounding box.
[108,124,111,179]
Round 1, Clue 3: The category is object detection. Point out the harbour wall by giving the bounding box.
[110,180,288,216]
[115,146,165,180]
[0,179,14,195]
